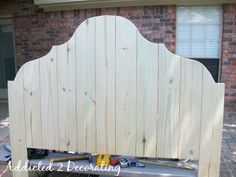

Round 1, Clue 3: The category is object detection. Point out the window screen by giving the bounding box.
[176,6,222,58]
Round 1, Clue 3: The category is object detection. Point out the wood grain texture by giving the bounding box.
[136,33,158,157]
[76,18,96,153]
[8,76,29,177]
[57,38,77,151]
[178,58,203,159]
[23,60,42,148]
[115,16,137,156]
[95,16,116,154]
[8,15,224,177]
[40,48,59,150]
[157,44,181,158]
[198,69,225,177]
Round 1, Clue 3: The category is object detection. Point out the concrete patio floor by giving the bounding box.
[221,114,236,177]
[0,102,9,147]
[0,102,235,177]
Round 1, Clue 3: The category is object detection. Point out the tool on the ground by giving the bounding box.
[5,155,11,162]
[130,161,145,167]
[111,158,121,166]
[3,144,11,152]
[51,154,92,163]
[138,159,194,170]
[119,158,145,168]
[119,158,131,168]
[96,154,111,167]
[3,144,11,162]
[3,144,49,162]
[27,148,49,159]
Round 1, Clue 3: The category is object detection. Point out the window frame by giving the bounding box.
[176,5,223,82]
[0,17,17,100]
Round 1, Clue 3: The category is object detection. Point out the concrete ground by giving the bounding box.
[220,114,236,177]
[0,102,10,177]
[0,102,235,177]
[0,102,9,139]
[0,102,9,148]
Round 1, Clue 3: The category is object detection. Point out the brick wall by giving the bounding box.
[0,0,176,69]
[222,4,236,118]
[2,0,236,118]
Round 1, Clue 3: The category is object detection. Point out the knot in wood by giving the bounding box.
[62,87,66,92]
[142,137,146,143]
[189,150,194,155]
[166,75,176,88]
[67,141,70,146]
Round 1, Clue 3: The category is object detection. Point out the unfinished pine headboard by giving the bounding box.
[8,15,224,177]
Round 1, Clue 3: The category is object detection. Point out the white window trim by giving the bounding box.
[176,5,223,59]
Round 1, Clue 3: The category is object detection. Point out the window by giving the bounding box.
[176,6,222,82]
[0,19,16,100]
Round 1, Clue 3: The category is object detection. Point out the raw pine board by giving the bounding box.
[76,18,96,153]
[115,16,137,156]
[40,48,59,150]
[8,74,29,177]
[9,15,224,177]
[136,33,158,157]
[95,16,116,154]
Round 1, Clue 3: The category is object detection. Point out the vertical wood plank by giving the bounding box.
[115,17,137,156]
[198,70,224,177]
[9,77,29,177]
[136,35,158,157]
[23,60,42,148]
[40,48,59,150]
[8,17,225,177]
[95,16,116,154]
[76,19,96,153]
[178,58,203,159]
[57,37,77,151]
[157,44,180,158]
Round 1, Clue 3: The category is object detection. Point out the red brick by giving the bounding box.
[222,4,236,115]
[0,0,176,69]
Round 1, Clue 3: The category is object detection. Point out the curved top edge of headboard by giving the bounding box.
[13,15,220,85]
[8,15,225,163]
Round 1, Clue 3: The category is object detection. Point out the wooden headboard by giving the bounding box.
[8,15,224,177]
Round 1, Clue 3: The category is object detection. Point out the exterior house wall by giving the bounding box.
[0,0,236,118]
[222,4,236,118]
[0,0,176,69]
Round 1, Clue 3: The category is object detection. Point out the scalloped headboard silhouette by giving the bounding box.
[8,16,224,177]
